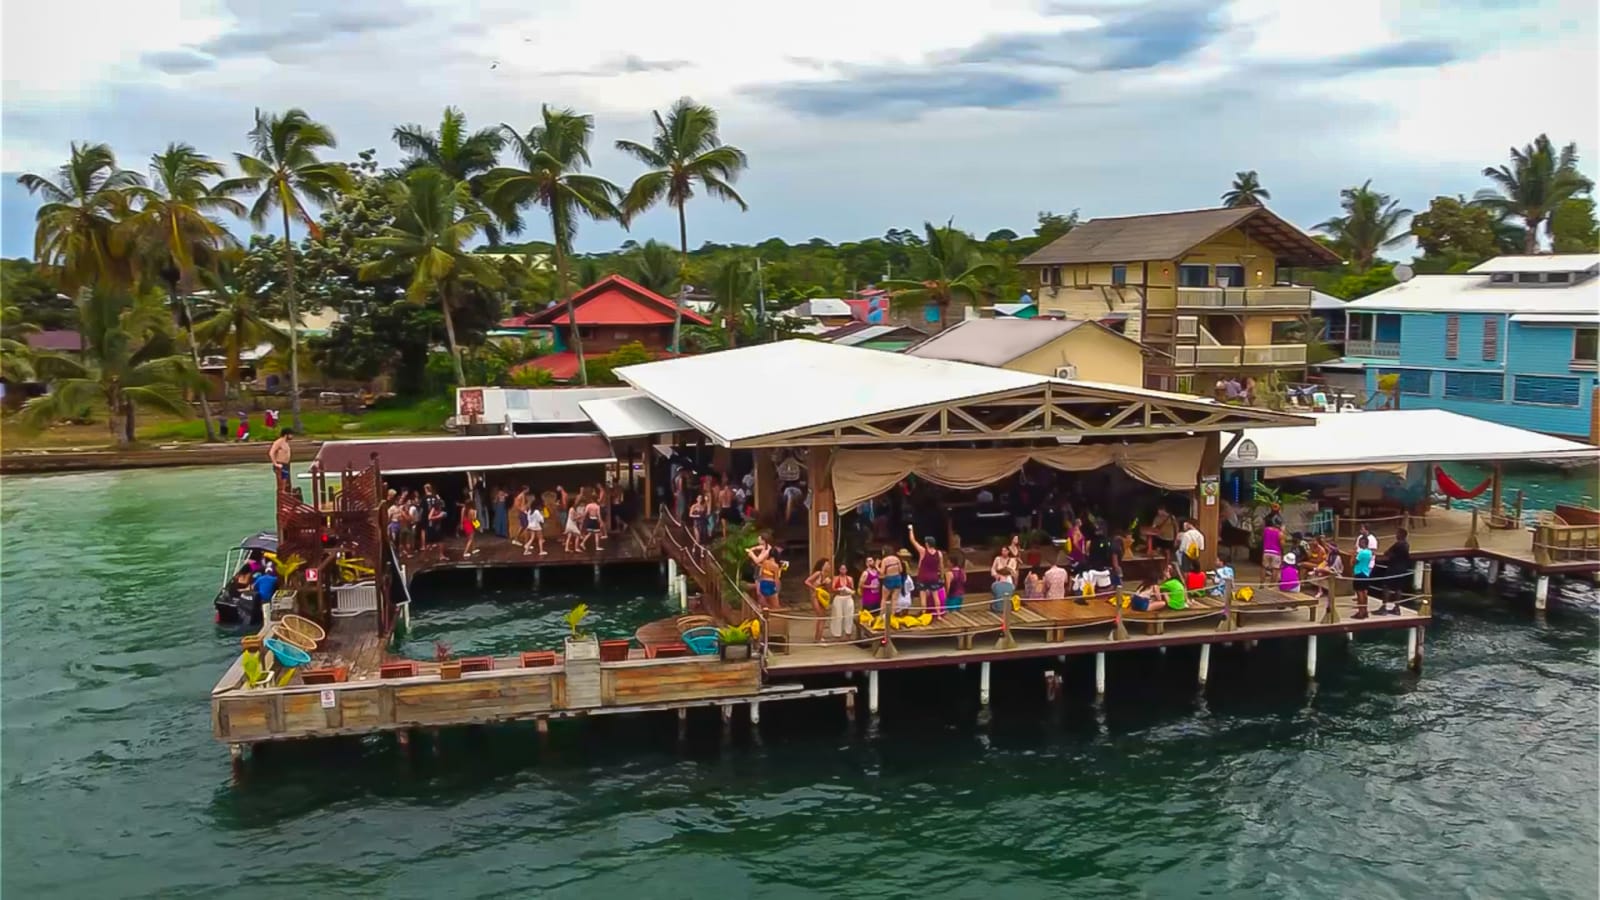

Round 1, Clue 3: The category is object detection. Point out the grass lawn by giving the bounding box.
[1,395,453,451]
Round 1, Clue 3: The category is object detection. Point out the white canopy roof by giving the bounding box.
[618,339,1286,447]
[1511,312,1600,326]
[1225,410,1597,470]
[578,394,692,439]
[1469,254,1600,274]
[1345,274,1598,315]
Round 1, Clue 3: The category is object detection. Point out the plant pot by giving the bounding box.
[459,656,495,674]
[719,641,753,662]
[301,665,348,685]
[380,660,418,679]
[564,635,600,662]
[521,651,558,669]
[439,660,463,680]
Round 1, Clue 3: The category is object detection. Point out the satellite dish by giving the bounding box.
[1393,264,1414,283]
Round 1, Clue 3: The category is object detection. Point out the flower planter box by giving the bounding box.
[719,641,752,662]
[598,639,632,662]
[438,660,463,680]
[521,651,558,669]
[459,656,495,674]
[301,665,348,685]
[564,635,600,662]
[380,661,418,679]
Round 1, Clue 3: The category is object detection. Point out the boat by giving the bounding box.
[214,531,278,626]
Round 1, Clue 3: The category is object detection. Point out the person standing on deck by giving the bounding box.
[1375,528,1411,615]
[522,501,547,556]
[1043,557,1069,600]
[860,555,883,612]
[1261,518,1284,586]
[804,558,832,644]
[1351,536,1376,619]
[422,484,446,550]
[907,524,943,615]
[583,495,604,552]
[830,563,856,639]
[879,545,906,613]
[268,429,294,488]
[990,547,1017,612]
[460,488,481,557]
[944,552,966,613]
[1176,519,1205,576]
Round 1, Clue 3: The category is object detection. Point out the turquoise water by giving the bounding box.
[2,465,1597,898]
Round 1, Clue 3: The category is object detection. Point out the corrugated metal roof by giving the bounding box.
[312,434,615,476]
[907,318,1091,367]
[1345,275,1599,314]
[1224,410,1597,468]
[1468,254,1600,274]
[1019,206,1339,267]
[579,394,692,439]
[1510,312,1600,326]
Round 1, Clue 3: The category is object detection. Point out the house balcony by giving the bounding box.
[1175,286,1313,311]
[1345,339,1401,359]
[1173,343,1308,368]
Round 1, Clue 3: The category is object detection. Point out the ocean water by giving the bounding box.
[1,465,1596,899]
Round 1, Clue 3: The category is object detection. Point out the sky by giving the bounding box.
[2,0,1597,260]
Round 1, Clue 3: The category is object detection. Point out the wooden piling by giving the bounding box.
[1306,635,1318,679]
[979,661,992,707]
[1198,643,1211,686]
[1094,652,1106,698]
[1535,575,1550,610]
[749,700,761,725]
[868,669,880,716]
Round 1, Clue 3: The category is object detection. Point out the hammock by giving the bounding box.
[1435,467,1492,500]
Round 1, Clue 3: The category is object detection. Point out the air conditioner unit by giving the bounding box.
[1055,364,1078,380]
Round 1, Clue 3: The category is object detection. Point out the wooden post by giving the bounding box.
[1407,627,1422,671]
[642,444,654,520]
[806,447,836,573]
[1514,490,1525,525]
[754,449,779,528]
[867,669,880,715]
[677,707,689,742]
[1094,652,1106,698]
[1306,635,1318,679]
[1535,575,1550,610]
[997,595,1017,649]
[749,700,761,725]
[1193,432,1222,569]
[1420,563,1433,617]
[1490,461,1504,520]
[536,717,550,747]
[1467,508,1480,550]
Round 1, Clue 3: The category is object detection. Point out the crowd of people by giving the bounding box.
[381,477,635,559]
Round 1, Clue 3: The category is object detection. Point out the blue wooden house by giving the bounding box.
[1342,254,1599,440]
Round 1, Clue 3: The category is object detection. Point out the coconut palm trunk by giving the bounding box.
[555,243,587,385]
[440,281,466,386]
[173,287,217,441]
[279,204,303,432]
[674,203,688,352]
[1522,218,1540,253]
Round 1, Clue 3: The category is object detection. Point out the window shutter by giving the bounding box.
[1482,318,1498,361]
[1444,315,1458,359]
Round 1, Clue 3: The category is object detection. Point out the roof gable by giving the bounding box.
[906,318,1137,367]
[1020,206,1340,268]
[525,274,710,327]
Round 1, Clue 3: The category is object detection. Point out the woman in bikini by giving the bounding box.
[748,538,784,611]
[879,546,905,616]
[563,497,583,552]
[860,556,882,612]
[804,558,832,644]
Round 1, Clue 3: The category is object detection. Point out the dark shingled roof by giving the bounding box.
[312,434,614,476]
[1019,206,1340,268]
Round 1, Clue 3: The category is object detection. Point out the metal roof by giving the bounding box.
[1224,410,1597,469]
[578,394,692,439]
[310,434,615,476]
[906,318,1127,367]
[1019,206,1340,267]
[1468,254,1600,274]
[1344,274,1599,315]
[616,339,1291,447]
[1510,312,1600,326]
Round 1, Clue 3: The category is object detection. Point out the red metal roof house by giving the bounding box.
[514,275,711,381]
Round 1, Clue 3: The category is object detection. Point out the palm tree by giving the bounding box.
[392,106,513,243]
[16,143,143,293]
[486,106,624,385]
[124,143,247,441]
[1315,181,1412,272]
[18,287,198,445]
[1475,134,1594,254]
[623,239,681,296]
[616,98,749,351]
[881,222,998,331]
[358,169,500,386]
[1221,171,1270,208]
[709,257,755,348]
[225,108,353,431]
[1,301,37,382]
[191,263,288,398]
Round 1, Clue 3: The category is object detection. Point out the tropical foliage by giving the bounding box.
[1315,181,1413,273]
[1475,134,1594,254]
[881,222,998,330]
[16,142,142,292]
[1221,171,1270,207]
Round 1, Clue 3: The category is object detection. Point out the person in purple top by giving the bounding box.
[1261,519,1284,586]
[907,524,944,616]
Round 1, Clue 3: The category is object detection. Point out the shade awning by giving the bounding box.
[308,434,615,477]
[579,395,692,440]
[1225,410,1598,469]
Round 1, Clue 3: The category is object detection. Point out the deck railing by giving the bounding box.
[1345,338,1401,359]
[1175,287,1312,309]
[1174,343,1308,367]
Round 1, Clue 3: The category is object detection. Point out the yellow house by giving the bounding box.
[1017,206,1341,392]
[904,318,1145,387]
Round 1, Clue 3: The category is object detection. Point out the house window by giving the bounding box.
[1215,264,1245,288]
[1546,272,1572,283]
[1516,272,1541,284]
[1041,267,1061,287]
[1444,372,1504,401]
[1574,328,1598,368]
[1490,273,1514,283]
[1381,369,1433,396]
[1482,318,1499,361]
[1111,265,1127,286]
[613,330,629,341]
[1178,264,1210,287]
[1444,315,1459,359]
[1514,375,1581,406]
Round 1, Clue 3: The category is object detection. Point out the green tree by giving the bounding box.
[881,222,997,331]
[1408,195,1499,267]
[709,256,756,348]
[191,261,288,397]
[615,97,749,351]
[392,106,511,243]
[16,142,143,293]
[1475,135,1594,253]
[1,301,37,382]
[18,287,197,444]
[487,105,625,385]
[622,239,682,295]
[1033,210,1079,244]
[1221,170,1270,207]
[226,108,354,431]
[0,259,74,330]
[124,143,247,440]
[358,169,500,386]
[1315,181,1411,272]
[1550,197,1599,253]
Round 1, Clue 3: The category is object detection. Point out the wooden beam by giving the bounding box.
[807,447,836,573]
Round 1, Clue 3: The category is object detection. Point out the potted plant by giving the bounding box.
[563,603,598,661]
[718,623,753,661]
[435,641,462,680]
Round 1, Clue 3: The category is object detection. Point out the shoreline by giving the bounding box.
[0,439,327,475]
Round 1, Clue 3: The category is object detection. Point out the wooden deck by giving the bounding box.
[403,519,659,577]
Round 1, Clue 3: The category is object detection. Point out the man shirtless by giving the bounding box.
[269,429,294,488]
